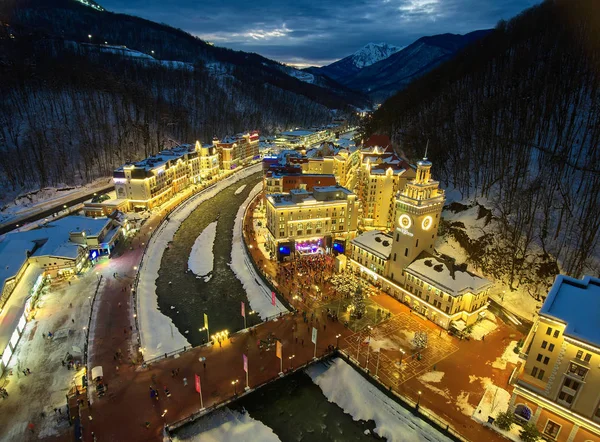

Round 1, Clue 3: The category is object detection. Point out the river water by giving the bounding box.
[156,172,263,346]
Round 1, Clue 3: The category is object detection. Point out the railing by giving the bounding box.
[132,163,264,363]
[164,352,336,436]
[84,275,103,367]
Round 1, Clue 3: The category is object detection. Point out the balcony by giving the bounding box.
[565,363,588,381]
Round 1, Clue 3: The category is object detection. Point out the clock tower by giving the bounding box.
[387,157,445,282]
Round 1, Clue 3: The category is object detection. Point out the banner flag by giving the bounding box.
[276,340,282,359]
[203,313,208,330]
[271,291,276,306]
[243,354,248,373]
[241,301,245,318]
[195,374,201,394]
[312,327,318,344]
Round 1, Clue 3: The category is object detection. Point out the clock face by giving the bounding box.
[422,216,433,231]
[399,214,412,229]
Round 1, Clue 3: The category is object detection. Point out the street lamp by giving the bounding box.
[232,379,239,395]
[416,391,422,410]
[288,354,295,369]
[336,334,341,349]
[88,34,92,39]
[88,296,92,307]
[399,349,406,365]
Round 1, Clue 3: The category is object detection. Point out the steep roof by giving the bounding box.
[350,230,393,260]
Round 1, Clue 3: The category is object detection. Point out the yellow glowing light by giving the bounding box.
[399,214,412,229]
[422,215,433,231]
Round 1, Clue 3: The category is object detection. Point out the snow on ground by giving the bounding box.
[0,269,102,441]
[419,371,445,383]
[489,341,520,370]
[488,281,542,322]
[234,184,247,195]
[367,337,398,353]
[172,408,281,442]
[188,221,217,282]
[138,165,261,359]
[230,183,288,319]
[306,358,452,442]
[455,391,475,417]
[471,382,520,442]
[469,318,498,341]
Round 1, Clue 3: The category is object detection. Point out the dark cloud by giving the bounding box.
[100,0,538,66]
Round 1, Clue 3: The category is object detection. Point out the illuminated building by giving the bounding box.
[0,215,123,376]
[354,146,415,231]
[263,171,337,194]
[265,185,358,259]
[509,275,600,442]
[348,157,491,329]
[214,131,259,171]
[113,144,204,210]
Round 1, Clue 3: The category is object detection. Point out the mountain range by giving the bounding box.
[309,31,491,102]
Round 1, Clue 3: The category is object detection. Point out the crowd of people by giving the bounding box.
[277,254,336,306]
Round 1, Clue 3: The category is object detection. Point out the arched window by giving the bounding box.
[514,404,532,421]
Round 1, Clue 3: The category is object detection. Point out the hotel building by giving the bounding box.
[265,186,358,259]
[214,131,259,170]
[348,158,492,330]
[509,275,600,442]
[354,146,416,231]
[114,144,203,210]
[263,171,337,194]
[274,129,331,147]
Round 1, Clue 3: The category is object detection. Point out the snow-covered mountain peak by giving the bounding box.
[350,42,401,68]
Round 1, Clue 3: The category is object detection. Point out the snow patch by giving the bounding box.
[490,341,520,370]
[172,408,280,442]
[306,358,451,442]
[230,182,288,319]
[455,391,475,417]
[138,165,261,359]
[469,319,498,340]
[419,371,445,383]
[188,221,217,279]
[234,184,247,195]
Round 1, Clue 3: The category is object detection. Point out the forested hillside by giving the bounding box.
[0,0,365,192]
[367,0,600,284]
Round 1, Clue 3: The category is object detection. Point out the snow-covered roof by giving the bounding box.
[350,231,393,260]
[539,275,600,347]
[405,252,492,297]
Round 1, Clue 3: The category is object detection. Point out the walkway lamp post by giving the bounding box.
[416,391,422,411]
[399,349,405,365]
[288,354,295,369]
[232,379,239,396]
[336,334,341,349]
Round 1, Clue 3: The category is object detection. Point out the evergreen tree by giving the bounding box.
[351,286,366,319]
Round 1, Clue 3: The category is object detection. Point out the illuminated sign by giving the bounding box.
[399,228,413,237]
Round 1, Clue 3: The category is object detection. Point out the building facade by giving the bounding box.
[347,158,491,330]
[265,186,358,258]
[214,131,259,170]
[113,145,202,210]
[510,275,600,442]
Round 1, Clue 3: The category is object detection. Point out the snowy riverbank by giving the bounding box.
[172,408,280,442]
[306,358,452,442]
[137,164,261,360]
[230,182,288,319]
[188,221,218,281]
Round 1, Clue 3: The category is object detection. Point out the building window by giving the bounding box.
[584,353,592,363]
[537,369,545,380]
[546,327,552,335]
[531,366,538,377]
[405,248,408,257]
[563,378,580,391]
[415,239,419,247]
[553,330,559,338]
[541,341,547,349]
[576,350,583,360]
[549,343,555,352]
[543,356,550,365]
[393,253,397,262]
[543,420,561,439]
[536,354,543,362]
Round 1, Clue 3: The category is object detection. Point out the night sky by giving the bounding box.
[100,0,539,67]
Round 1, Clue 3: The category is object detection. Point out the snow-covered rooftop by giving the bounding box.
[350,230,393,260]
[406,252,492,297]
[539,275,600,347]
